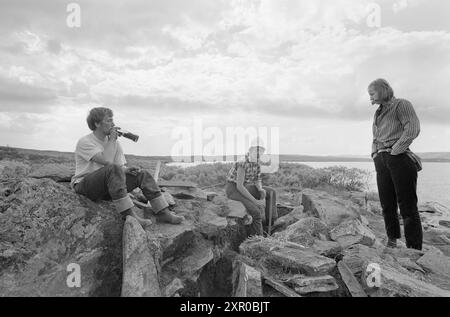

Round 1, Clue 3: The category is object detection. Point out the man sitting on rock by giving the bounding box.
[71,107,184,227]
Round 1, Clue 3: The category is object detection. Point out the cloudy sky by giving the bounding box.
[0,0,449,157]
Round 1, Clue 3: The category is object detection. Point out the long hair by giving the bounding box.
[368,78,394,103]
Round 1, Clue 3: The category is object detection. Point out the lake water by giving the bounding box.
[168,161,450,208]
[303,162,450,208]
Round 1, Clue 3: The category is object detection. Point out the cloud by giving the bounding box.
[1,0,450,154]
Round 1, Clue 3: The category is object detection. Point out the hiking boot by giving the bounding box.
[156,208,184,224]
[121,207,153,228]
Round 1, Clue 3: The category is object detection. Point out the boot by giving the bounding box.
[121,206,153,228]
[155,208,184,224]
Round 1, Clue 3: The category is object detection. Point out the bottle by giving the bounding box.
[116,127,139,142]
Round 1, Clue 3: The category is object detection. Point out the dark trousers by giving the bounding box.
[225,181,278,237]
[74,164,166,213]
[374,152,423,250]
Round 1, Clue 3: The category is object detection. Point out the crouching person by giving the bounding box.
[225,144,277,237]
[70,107,184,227]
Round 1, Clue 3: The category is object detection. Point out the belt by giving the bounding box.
[377,148,392,154]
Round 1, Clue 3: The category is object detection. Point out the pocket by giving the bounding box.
[406,151,422,172]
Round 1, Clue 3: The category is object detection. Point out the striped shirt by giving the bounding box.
[372,97,420,156]
[226,155,262,185]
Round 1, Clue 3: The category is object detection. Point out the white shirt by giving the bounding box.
[71,133,126,187]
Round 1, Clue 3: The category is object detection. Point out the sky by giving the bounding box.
[0,0,449,157]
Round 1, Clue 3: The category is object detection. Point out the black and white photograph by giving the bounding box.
[1,0,450,302]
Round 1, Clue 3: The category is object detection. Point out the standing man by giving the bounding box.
[368,79,422,250]
[71,107,184,227]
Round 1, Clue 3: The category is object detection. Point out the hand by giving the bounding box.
[125,166,141,176]
[259,189,266,200]
[372,153,378,160]
[109,128,119,141]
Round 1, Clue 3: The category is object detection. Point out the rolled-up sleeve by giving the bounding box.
[391,100,420,155]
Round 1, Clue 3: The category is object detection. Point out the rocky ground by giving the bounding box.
[1,160,450,297]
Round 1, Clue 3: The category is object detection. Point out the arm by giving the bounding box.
[91,139,118,165]
[391,100,420,155]
[236,166,260,205]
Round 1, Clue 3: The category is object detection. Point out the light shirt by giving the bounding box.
[226,154,262,185]
[372,97,420,156]
[71,133,126,187]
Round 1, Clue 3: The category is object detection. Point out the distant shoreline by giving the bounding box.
[2,145,450,163]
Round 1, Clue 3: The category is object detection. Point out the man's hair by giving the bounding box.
[86,107,113,131]
[368,78,394,102]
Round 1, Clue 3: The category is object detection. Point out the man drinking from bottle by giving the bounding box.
[71,107,184,227]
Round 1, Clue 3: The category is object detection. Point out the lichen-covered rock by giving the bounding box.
[330,219,376,248]
[0,178,123,296]
[28,163,75,182]
[302,189,361,228]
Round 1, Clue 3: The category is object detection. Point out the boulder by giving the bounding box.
[121,216,161,297]
[439,220,450,229]
[308,240,343,258]
[330,219,376,248]
[337,261,367,297]
[0,178,123,296]
[272,206,305,232]
[240,237,336,276]
[279,217,330,244]
[361,261,450,297]
[417,249,450,277]
[342,244,450,297]
[302,189,360,228]
[28,163,74,182]
[232,260,263,297]
[287,275,339,295]
[418,202,448,214]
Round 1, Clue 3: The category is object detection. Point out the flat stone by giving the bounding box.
[397,258,426,274]
[272,206,305,231]
[417,249,450,276]
[330,219,376,248]
[28,163,74,182]
[337,261,367,297]
[308,240,343,258]
[240,237,336,276]
[288,275,339,295]
[280,217,330,244]
[233,260,263,297]
[361,261,450,297]
[122,216,161,297]
[439,220,450,229]
[302,189,360,228]
[179,238,214,276]
[418,202,448,214]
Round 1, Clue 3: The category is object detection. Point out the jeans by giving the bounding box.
[374,152,423,250]
[225,181,278,237]
[74,164,168,214]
